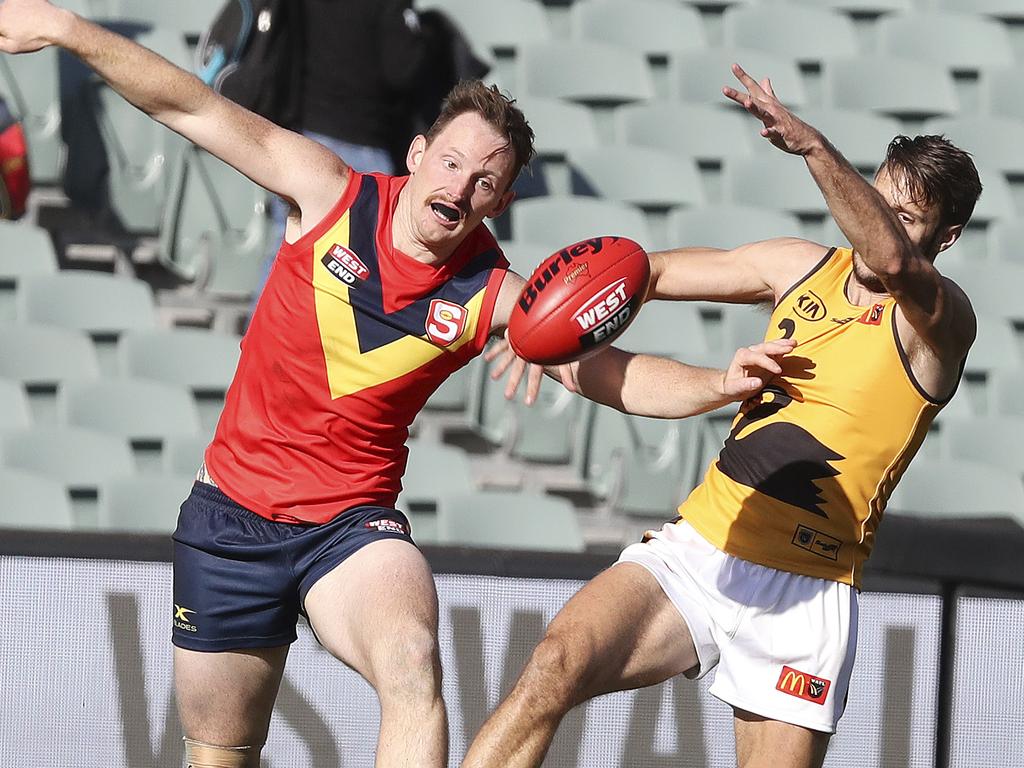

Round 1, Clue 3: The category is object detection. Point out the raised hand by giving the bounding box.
[722,63,820,156]
[720,338,797,400]
[485,331,577,405]
[0,0,68,54]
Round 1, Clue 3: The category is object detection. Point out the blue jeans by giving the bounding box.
[254,131,396,309]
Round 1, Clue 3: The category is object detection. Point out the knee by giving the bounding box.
[373,626,443,706]
[519,630,593,709]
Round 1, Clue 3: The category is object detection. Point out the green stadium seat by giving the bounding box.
[941,416,1024,478]
[568,145,704,211]
[0,427,134,494]
[790,0,910,14]
[989,219,1024,264]
[0,48,62,183]
[615,299,710,362]
[877,11,1014,74]
[511,196,652,247]
[498,240,562,278]
[943,262,1024,326]
[417,0,551,55]
[616,101,756,168]
[0,467,74,530]
[921,117,1024,179]
[723,153,832,217]
[515,97,600,158]
[163,432,211,476]
[984,68,1024,122]
[116,0,220,37]
[16,272,157,337]
[0,323,100,389]
[967,166,1017,226]
[991,368,1024,417]
[96,474,193,532]
[937,0,1024,20]
[59,377,202,444]
[671,48,808,108]
[822,56,958,120]
[796,108,901,174]
[569,0,706,59]
[518,42,655,105]
[888,458,1024,520]
[0,378,31,432]
[436,490,585,551]
[723,3,859,67]
[118,328,240,392]
[666,204,803,250]
[398,438,475,512]
[0,222,58,322]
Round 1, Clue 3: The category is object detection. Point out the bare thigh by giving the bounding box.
[541,561,699,701]
[734,710,831,768]
[302,538,440,688]
[174,645,289,746]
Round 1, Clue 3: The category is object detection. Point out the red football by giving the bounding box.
[507,236,650,365]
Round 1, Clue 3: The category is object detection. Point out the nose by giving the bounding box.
[445,172,474,204]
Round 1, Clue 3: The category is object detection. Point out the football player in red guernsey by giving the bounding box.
[0,2,793,765]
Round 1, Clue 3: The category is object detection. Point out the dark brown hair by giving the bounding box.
[425,80,535,188]
[878,135,983,229]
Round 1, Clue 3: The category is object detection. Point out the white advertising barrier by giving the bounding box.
[0,556,946,767]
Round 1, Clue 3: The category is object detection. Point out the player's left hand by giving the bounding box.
[720,338,797,400]
[486,331,575,405]
[723,63,820,156]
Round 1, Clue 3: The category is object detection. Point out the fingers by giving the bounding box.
[524,363,544,406]
[731,62,762,94]
[503,357,527,400]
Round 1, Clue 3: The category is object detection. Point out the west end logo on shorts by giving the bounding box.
[322,243,370,285]
[425,299,468,346]
[572,278,639,349]
[365,519,408,535]
[776,665,831,705]
[173,604,198,633]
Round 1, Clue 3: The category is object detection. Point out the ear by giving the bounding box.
[936,223,963,254]
[487,189,517,220]
[406,135,427,174]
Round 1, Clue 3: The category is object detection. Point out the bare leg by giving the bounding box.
[174,644,289,765]
[734,710,831,768]
[304,539,447,768]
[461,562,699,768]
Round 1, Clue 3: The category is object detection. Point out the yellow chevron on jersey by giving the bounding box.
[311,203,484,401]
[678,247,944,587]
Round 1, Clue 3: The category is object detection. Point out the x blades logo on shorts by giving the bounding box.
[776,665,831,705]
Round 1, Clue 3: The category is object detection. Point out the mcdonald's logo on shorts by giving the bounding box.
[775,665,831,705]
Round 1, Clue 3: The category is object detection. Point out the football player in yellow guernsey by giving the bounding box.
[463,64,981,768]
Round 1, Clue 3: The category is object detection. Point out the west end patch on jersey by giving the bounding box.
[310,179,499,400]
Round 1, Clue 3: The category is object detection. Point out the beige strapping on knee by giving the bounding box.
[184,738,262,768]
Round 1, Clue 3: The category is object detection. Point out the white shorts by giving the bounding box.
[617,520,858,733]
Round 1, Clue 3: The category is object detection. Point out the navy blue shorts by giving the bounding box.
[171,481,415,652]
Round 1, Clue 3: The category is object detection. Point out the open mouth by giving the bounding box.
[430,202,462,226]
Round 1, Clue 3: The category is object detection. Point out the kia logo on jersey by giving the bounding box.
[426,299,468,346]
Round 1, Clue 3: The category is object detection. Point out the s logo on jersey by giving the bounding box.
[426,299,468,346]
[322,243,370,285]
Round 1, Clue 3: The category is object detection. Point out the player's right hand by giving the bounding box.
[0,0,65,54]
[720,338,797,400]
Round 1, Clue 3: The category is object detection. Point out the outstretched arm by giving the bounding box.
[0,0,348,226]
[723,63,974,362]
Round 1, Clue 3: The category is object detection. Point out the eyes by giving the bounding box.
[441,157,496,193]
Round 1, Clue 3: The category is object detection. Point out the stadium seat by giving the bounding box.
[518,42,655,105]
[967,166,1017,226]
[116,0,220,38]
[0,427,134,494]
[0,48,62,184]
[876,12,1014,74]
[989,219,1024,264]
[615,299,710,362]
[0,468,74,530]
[616,101,756,169]
[0,323,101,389]
[983,68,1024,122]
[723,153,831,217]
[920,117,1024,179]
[719,303,772,350]
[568,145,704,210]
[796,108,902,173]
[0,222,58,322]
[888,458,1024,520]
[423,359,479,415]
[568,0,706,59]
[670,48,808,108]
[936,0,1024,20]
[790,0,910,13]
[417,0,550,55]
[16,272,156,337]
[723,3,859,67]
[515,97,599,158]
[511,196,652,247]
[158,147,270,297]
[666,205,803,250]
[822,57,958,120]
[59,377,202,444]
[0,377,31,432]
[943,262,1024,326]
[398,438,475,512]
[579,403,703,516]
[436,490,585,551]
[96,474,193,532]
[163,432,211,476]
[941,416,1024,478]
[991,368,1024,417]
[498,240,562,277]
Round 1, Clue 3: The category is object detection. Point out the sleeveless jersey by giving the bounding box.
[206,172,508,524]
[678,247,950,587]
